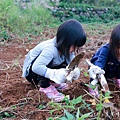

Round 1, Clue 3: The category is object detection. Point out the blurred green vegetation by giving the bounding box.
[0,0,120,40]
[58,0,120,6]
[0,0,60,38]
[51,1,120,23]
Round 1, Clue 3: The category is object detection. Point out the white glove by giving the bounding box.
[91,79,98,85]
[66,67,80,82]
[45,68,68,84]
[88,65,105,79]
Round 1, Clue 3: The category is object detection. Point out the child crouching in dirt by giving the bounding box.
[88,24,120,97]
[22,19,86,102]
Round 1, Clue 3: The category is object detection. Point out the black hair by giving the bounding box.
[56,19,86,60]
[109,24,120,58]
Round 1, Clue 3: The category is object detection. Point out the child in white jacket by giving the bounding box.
[22,19,86,102]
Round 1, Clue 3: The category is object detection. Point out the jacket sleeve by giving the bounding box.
[32,48,54,76]
[91,44,109,69]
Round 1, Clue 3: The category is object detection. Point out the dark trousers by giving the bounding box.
[26,61,67,88]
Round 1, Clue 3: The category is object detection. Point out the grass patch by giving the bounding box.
[0,0,60,38]
[83,20,120,38]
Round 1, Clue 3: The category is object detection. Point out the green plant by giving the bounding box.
[83,71,89,77]
[84,83,114,119]
[38,104,47,109]
[0,112,15,119]
[47,95,94,120]
[59,109,92,120]
[0,30,11,40]
[85,83,97,90]
[96,93,103,120]
[47,117,54,120]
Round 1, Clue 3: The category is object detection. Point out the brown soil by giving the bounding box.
[0,28,120,120]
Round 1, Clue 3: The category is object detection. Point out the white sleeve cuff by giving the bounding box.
[45,68,54,79]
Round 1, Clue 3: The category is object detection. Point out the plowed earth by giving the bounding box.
[0,28,120,120]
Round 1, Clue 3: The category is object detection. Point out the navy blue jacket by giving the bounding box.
[91,43,120,79]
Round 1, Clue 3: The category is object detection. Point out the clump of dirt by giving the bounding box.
[0,28,120,120]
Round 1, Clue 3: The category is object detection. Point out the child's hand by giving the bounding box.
[88,66,105,79]
[45,68,68,84]
[66,67,80,82]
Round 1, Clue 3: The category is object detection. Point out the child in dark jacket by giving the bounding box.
[88,24,120,96]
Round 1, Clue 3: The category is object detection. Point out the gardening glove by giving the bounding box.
[45,68,68,84]
[66,67,80,82]
[91,79,98,85]
[88,65,105,80]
